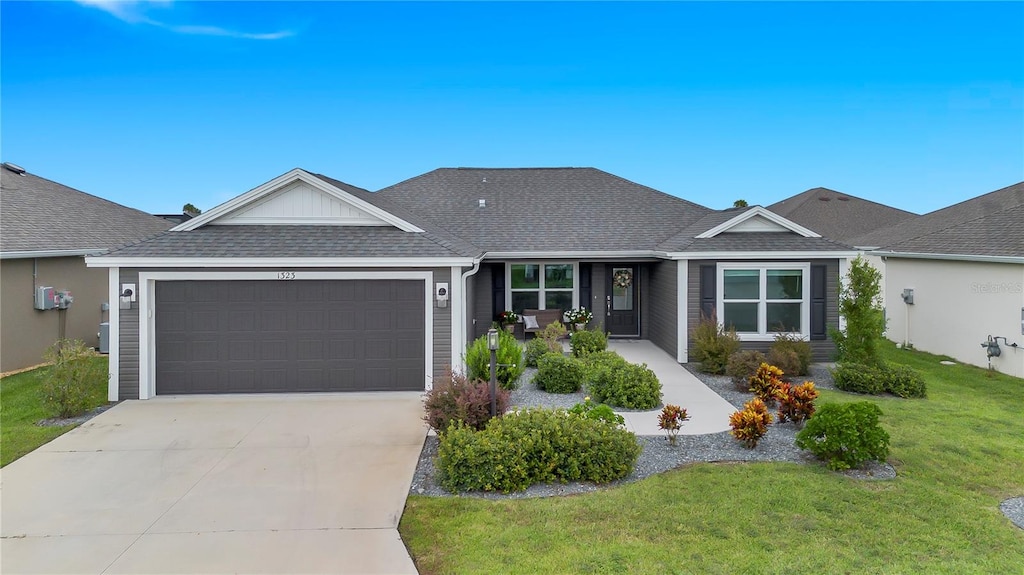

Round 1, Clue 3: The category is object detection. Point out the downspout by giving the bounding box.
[459,256,484,371]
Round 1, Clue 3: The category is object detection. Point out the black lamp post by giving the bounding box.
[487,327,499,417]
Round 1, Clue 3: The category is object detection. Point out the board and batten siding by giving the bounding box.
[686,259,839,362]
[645,260,678,358]
[116,266,451,400]
[468,265,493,340]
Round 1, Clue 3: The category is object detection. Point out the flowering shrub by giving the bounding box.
[748,363,785,404]
[775,381,819,423]
[658,404,690,444]
[729,398,773,448]
[565,307,594,325]
[498,310,519,325]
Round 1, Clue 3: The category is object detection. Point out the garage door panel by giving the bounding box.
[156,280,425,394]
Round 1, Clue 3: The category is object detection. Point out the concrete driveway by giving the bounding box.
[1,393,427,574]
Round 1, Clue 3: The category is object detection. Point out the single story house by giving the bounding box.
[0,162,173,372]
[866,182,1024,378]
[86,167,858,400]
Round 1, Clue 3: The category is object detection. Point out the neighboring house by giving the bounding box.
[864,182,1024,378]
[0,162,173,372]
[86,167,858,400]
[768,187,918,246]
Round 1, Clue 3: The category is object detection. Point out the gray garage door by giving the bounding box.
[155,280,425,394]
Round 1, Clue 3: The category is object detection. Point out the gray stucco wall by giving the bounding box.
[645,260,678,358]
[686,259,839,362]
[116,266,452,400]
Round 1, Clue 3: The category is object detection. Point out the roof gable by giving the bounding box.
[768,187,918,243]
[175,169,423,232]
[695,206,820,239]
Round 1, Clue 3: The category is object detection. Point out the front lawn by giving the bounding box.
[399,345,1024,574]
[0,357,109,467]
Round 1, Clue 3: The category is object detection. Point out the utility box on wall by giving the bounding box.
[34,286,55,310]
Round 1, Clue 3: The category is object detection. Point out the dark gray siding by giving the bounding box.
[590,263,607,332]
[646,260,678,358]
[468,265,492,340]
[117,266,451,400]
[686,259,838,362]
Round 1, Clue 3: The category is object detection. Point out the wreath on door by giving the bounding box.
[612,269,633,289]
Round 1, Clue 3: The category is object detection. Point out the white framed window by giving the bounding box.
[717,262,810,341]
[506,263,578,315]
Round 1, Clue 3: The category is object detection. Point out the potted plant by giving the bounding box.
[498,310,519,332]
[565,307,593,331]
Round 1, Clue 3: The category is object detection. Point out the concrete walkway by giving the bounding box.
[608,340,736,435]
[1,393,426,575]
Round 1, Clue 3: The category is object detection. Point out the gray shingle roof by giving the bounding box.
[768,187,918,244]
[881,203,1024,258]
[375,168,715,252]
[1,165,172,254]
[671,232,854,253]
[852,181,1024,250]
[104,226,471,258]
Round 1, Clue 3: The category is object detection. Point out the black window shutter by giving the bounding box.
[699,265,716,320]
[491,263,505,322]
[810,264,827,340]
[579,263,592,311]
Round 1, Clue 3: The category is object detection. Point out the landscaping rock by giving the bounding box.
[1000,496,1024,530]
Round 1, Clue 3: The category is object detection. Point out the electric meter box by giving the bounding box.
[34,286,55,310]
[55,290,74,309]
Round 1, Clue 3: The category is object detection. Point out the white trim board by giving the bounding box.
[696,207,821,239]
[2,249,105,259]
[667,250,858,260]
[107,266,120,401]
[134,270,435,399]
[874,251,1024,265]
[173,169,424,233]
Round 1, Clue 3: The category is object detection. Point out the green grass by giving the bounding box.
[0,357,109,467]
[399,345,1024,574]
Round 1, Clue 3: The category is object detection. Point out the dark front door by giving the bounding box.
[606,265,639,337]
[155,279,425,394]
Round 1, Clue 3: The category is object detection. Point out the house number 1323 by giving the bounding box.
[277,271,296,280]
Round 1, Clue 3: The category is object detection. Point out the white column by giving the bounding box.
[107,266,120,401]
[677,259,688,363]
[450,266,462,372]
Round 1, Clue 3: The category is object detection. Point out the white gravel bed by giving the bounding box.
[1000,497,1024,530]
[409,362,894,498]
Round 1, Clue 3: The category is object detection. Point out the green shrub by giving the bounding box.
[770,332,813,375]
[570,329,608,357]
[582,350,629,383]
[748,363,784,404]
[767,348,801,379]
[832,362,885,395]
[533,353,585,394]
[538,321,568,350]
[729,398,772,448]
[691,313,740,374]
[833,362,927,398]
[568,398,625,427]
[524,337,550,368]
[465,329,525,390]
[40,339,106,418]
[588,361,661,410]
[795,402,891,470]
[831,256,886,366]
[436,408,641,493]
[423,367,510,434]
[726,350,766,390]
[885,364,927,398]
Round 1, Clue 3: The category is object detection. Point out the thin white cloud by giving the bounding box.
[74,0,294,40]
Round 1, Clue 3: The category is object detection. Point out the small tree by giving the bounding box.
[733,199,749,208]
[831,256,886,366]
[183,203,202,216]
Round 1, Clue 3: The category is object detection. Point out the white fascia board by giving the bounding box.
[483,250,669,260]
[666,250,859,260]
[85,256,476,268]
[173,169,424,233]
[695,206,821,239]
[872,250,1024,265]
[3,249,105,259]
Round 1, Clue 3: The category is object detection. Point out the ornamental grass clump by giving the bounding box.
[748,363,784,404]
[657,404,690,444]
[691,312,740,374]
[729,398,772,448]
[775,381,819,423]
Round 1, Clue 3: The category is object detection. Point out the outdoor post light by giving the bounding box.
[487,328,499,417]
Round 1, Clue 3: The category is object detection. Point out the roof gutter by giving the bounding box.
[482,250,669,260]
[872,250,1024,265]
[1,249,106,260]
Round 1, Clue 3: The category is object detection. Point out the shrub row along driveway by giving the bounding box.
[1,393,426,574]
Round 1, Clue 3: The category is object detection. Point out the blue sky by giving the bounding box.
[2,1,1022,215]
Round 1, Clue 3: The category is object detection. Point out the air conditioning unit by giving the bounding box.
[99,323,110,354]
